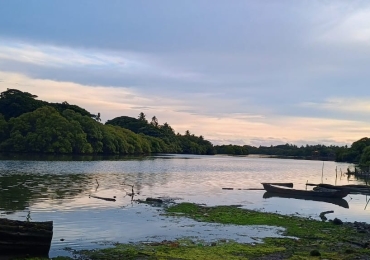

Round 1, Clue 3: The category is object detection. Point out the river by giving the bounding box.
[0,154,367,257]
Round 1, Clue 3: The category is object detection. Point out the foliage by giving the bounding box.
[0,106,92,153]
[52,101,96,119]
[0,103,158,155]
[62,109,104,152]
[247,143,341,160]
[0,88,98,121]
[177,132,215,155]
[106,114,215,155]
[359,146,370,166]
[214,144,249,155]
[0,114,7,143]
[0,88,47,120]
[336,137,370,164]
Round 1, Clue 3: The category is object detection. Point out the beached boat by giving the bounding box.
[307,183,370,195]
[263,192,349,208]
[264,182,293,188]
[261,183,349,198]
[0,218,53,257]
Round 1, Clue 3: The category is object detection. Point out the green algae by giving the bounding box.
[166,203,370,259]
[23,202,370,259]
[166,203,351,238]
[62,239,285,260]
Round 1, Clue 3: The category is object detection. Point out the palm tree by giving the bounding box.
[151,116,159,127]
[138,112,147,122]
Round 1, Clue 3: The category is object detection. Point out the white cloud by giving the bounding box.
[301,97,370,114]
[0,38,201,81]
[313,6,370,46]
[0,70,369,147]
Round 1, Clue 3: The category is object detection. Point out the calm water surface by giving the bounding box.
[0,154,367,257]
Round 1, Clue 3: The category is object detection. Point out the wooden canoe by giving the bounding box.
[263,192,349,208]
[0,218,53,256]
[261,183,349,198]
[264,182,293,188]
[307,183,370,195]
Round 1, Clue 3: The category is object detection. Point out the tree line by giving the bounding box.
[0,89,216,155]
[335,137,370,166]
[245,144,341,160]
[3,88,370,164]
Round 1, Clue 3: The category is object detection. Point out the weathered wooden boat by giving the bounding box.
[263,192,349,208]
[307,183,370,195]
[0,218,53,257]
[264,182,293,188]
[261,183,349,198]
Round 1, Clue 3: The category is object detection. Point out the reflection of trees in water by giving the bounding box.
[0,153,150,162]
[0,174,92,212]
[0,170,173,212]
[88,171,172,194]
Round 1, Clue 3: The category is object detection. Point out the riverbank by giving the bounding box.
[28,202,370,260]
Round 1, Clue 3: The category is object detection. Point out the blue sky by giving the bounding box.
[1,1,370,146]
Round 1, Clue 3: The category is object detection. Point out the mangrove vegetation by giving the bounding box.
[0,89,215,155]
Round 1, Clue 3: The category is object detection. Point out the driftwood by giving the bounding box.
[319,210,334,221]
[0,218,53,256]
[89,195,116,202]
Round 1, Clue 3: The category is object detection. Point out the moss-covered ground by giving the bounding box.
[24,202,370,259]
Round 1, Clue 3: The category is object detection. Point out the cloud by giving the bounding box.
[314,6,370,46]
[1,2,370,146]
[300,98,370,120]
[0,38,203,84]
[1,70,370,146]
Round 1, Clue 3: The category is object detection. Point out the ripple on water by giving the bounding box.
[0,155,365,257]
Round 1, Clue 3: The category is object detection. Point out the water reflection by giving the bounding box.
[0,155,369,257]
[0,152,150,161]
[0,174,91,212]
[263,192,350,209]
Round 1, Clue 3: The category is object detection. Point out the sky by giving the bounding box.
[0,1,370,146]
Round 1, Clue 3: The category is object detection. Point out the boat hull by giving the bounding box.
[261,183,349,198]
[0,218,53,257]
[263,192,349,208]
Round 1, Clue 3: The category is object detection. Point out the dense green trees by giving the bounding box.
[359,146,370,166]
[0,89,215,155]
[246,143,340,160]
[0,106,92,153]
[214,144,249,155]
[0,88,97,121]
[0,89,47,120]
[336,137,370,165]
[106,116,215,154]
[0,114,7,144]
[5,88,368,160]
[0,106,163,155]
